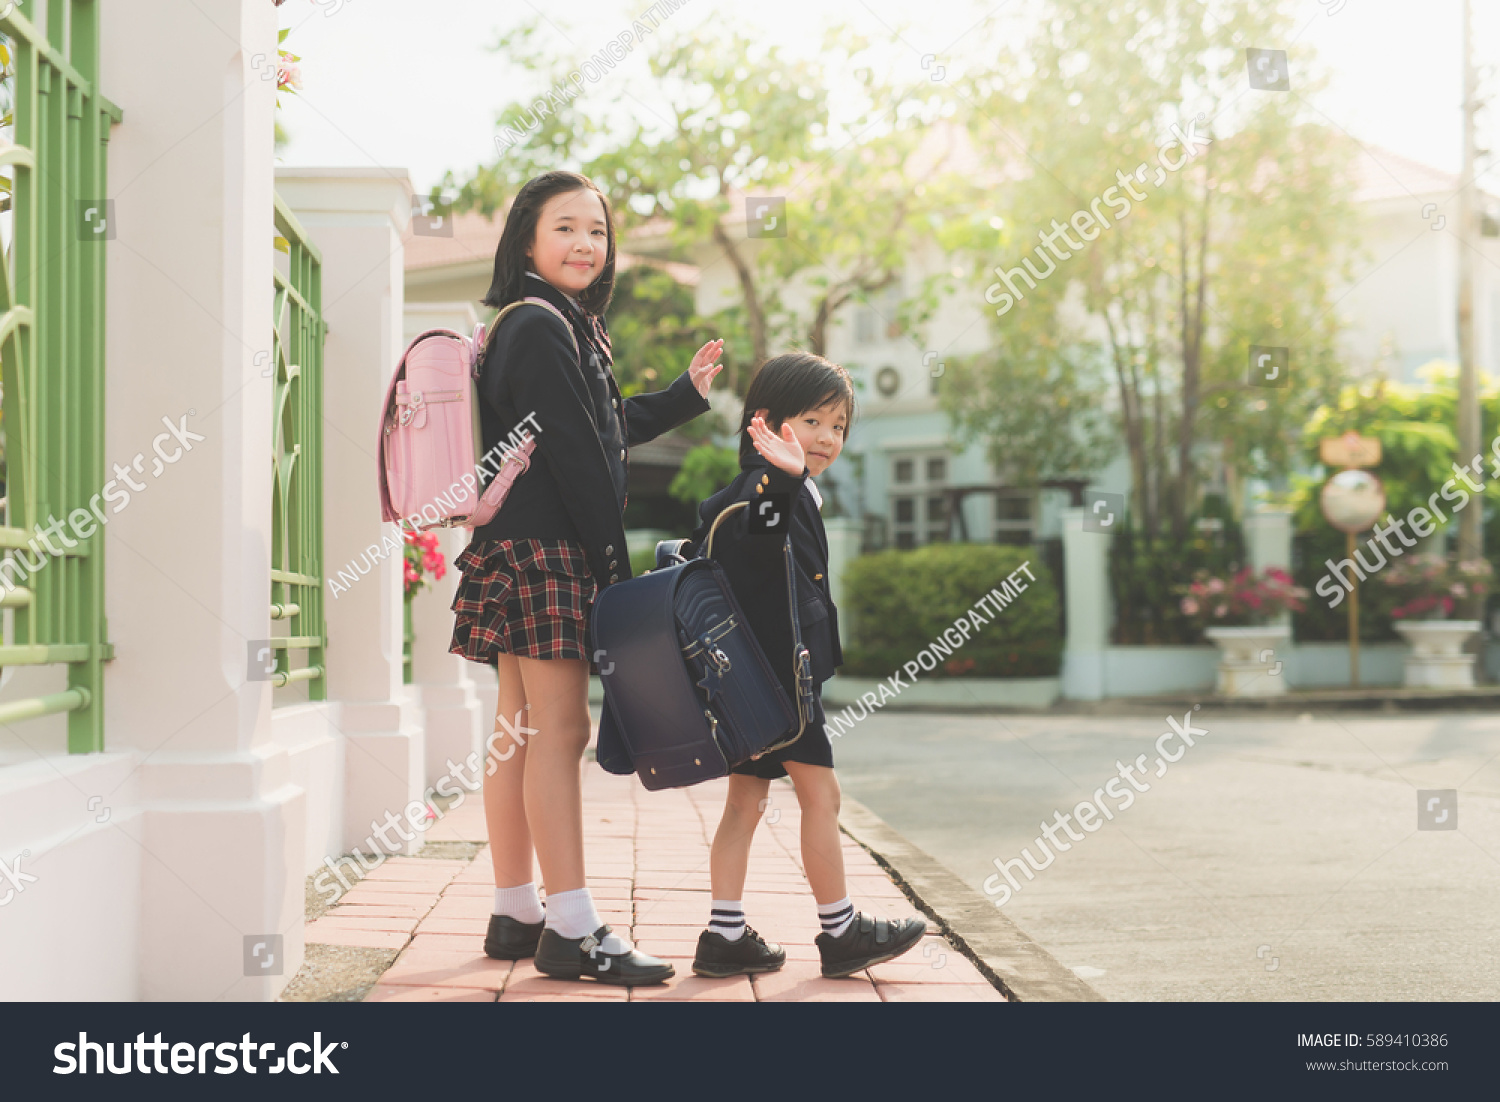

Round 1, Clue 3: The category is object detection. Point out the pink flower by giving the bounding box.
[1213,604,1228,618]
[1207,578,1225,594]
[1182,598,1200,616]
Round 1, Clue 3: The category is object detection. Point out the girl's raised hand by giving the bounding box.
[687,339,725,399]
[748,413,804,477]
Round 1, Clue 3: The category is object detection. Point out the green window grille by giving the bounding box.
[0,3,120,752]
[269,193,326,696]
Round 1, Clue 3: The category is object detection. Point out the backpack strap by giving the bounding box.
[479,295,580,370]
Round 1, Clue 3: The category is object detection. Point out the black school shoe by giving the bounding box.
[692,926,787,978]
[484,914,545,960]
[534,925,675,986]
[816,912,927,978]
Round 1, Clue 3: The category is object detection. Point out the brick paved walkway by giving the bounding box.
[306,764,1004,1002]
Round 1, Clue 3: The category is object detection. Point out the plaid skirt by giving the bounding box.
[448,538,598,666]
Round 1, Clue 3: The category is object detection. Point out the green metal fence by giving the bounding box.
[269,193,327,696]
[0,2,120,752]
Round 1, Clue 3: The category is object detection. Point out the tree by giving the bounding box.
[444,19,970,388]
[951,0,1361,538]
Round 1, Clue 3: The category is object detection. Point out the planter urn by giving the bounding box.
[1203,624,1291,697]
[1393,620,1481,689]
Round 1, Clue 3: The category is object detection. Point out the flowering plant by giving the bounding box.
[1379,552,1490,621]
[1177,566,1308,629]
[403,530,446,599]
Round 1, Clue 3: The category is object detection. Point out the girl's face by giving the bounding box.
[759,397,848,478]
[525,188,609,298]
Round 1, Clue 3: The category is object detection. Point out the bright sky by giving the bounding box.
[276,0,1500,200]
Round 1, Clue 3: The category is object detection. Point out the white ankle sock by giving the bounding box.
[708,899,746,941]
[492,883,544,924]
[545,887,631,952]
[818,897,855,938]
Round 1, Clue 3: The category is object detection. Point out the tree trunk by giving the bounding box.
[1104,306,1150,536]
[713,219,767,380]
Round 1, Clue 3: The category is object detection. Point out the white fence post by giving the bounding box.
[1060,506,1111,700]
[94,0,299,1001]
[273,169,427,859]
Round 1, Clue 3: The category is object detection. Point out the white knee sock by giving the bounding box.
[545,887,631,952]
[492,882,544,924]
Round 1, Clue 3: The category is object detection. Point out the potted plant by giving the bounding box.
[1177,567,1309,697]
[1381,553,1489,688]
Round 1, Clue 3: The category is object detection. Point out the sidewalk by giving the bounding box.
[304,764,1005,1003]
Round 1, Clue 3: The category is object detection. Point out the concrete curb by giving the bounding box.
[838,796,1104,1003]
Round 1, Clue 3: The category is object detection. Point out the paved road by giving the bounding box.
[832,706,1500,1001]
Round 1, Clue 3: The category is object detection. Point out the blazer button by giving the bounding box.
[609,560,618,569]
[755,484,764,494]
[814,573,823,580]
[619,448,626,461]
[761,474,769,485]
[610,574,619,584]
[604,544,614,555]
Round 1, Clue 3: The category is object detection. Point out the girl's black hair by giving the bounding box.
[737,352,857,466]
[482,170,617,317]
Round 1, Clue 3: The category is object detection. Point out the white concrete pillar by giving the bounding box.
[1060,507,1111,700]
[823,517,863,651]
[273,169,425,857]
[100,0,303,1000]
[1245,504,1294,629]
[409,527,485,785]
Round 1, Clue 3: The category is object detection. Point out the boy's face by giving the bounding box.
[758,397,848,478]
[526,188,608,298]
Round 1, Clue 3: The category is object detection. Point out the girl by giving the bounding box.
[448,171,723,985]
[683,352,927,979]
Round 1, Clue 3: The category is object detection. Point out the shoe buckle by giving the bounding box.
[579,934,601,955]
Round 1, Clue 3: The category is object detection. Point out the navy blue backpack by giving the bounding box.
[591,501,815,790]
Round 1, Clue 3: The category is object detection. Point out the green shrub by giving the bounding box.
[841,543,1061,678]
[629,546,658,577]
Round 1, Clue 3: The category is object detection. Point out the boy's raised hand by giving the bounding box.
[749,412,804,477]
[687,339,725,399]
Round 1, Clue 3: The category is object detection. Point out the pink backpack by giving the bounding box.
[377,296,578,532]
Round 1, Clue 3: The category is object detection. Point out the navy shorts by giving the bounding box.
[729,686,832,779]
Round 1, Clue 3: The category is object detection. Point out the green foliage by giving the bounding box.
[1110,519,1246,644]
[669,444,739,508]
[1288,364,1500,640]
[606,265,742,422]
[629,546,657,577]
[449,17,971,374]
[841,544,1060,678]
[949,0,1361,533]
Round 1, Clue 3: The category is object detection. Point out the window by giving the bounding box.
[890,450,950,549]
[993,492,1034,546]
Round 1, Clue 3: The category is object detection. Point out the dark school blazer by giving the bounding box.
[471,276,711,592]
[684,453,844,700]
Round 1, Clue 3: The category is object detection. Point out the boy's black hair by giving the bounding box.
[737,352,857,466]
[482,171,617,317]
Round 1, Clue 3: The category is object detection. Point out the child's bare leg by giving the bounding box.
[710,774,771,900]
[695,772,787,976]
[782,762,846,904]
[483,655,535,890]
[785,761,927,976]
